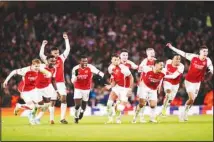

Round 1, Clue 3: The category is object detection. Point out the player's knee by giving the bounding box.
[150,105,156,109]
[107,99,114,106]
[117,104,125,111]
[139,103,145,108]
[61,96,66,103]
[188,98,194,104]
[166,89,171,94]
[75,104,81,110]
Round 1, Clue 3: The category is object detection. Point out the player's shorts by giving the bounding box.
[184,80,201,99]
[21,89,43,103]
[163,81,179,100]
[138,82,157,101]
[73,89,90,101]
[37,84,57,100]
[112,85,129,102]
[56,82,67,95]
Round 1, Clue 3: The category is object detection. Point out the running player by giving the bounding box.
[71,55,104,124]
[132,60,168,123]
[166,43,213,121]
[3,59,51,125]
[39,33,71,124]
[136,48,156,123]
[105,54,133,124]
[160,54,184,117]
[34,55,60,124]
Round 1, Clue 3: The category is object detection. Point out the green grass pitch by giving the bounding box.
[2,115,213,141]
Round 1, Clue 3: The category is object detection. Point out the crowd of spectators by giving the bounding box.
[1,3,213,108]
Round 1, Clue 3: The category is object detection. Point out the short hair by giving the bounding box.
[120,49,129,53]
[50,47,59,52]
[154,59,164,65]
[111,53,119,58]
[80,55,87,59]
[46,55,55,60]
[32,59,41,65]
[199,45,208,51]
[172,53,180,59]
[146,48,154,52]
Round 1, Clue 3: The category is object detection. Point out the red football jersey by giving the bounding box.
[164,60,184,85]
[36,65,56,89]
[72,64,101,90]
[16,66,39,91]
[110,64,131,88]
[139,58,156,81]
[55,55,66,83]
[142,66,165,90]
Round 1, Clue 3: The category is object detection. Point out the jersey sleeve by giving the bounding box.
[185,53,198,61]
[178,63,185,74]
[71,65,79,83]
[88,64,104,77]
[138,59,147,72]
[119,64,131,77]
[165,59,172,68]
[142,66,152,73]
[207,58,213,74]
[127,60,138,70]
[15,67,30,76]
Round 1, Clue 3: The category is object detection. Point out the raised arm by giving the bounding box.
[166,43,197,61]
[61,32,71,59]
[3,70,17,88]
[39,40,48,63]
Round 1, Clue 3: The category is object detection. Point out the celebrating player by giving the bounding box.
[34,55,60,124]
[39,32,71,124]
[166,43,213,122]
[136,48,156,123]
[71,55,104,124]
[3,59,51,125]
[132,60,167,123]
[159,54,184,117]
[105,54,133,124]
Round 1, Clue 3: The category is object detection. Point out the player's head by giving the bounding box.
[47,55,56,67]
[199,45,208,59]
[146,48,155,59]
[80,55,88,68]
[172,54,181,66]
[31,59,42,71]
[154,59,164,72]
[120,49,129,62]
[111,53,120,66]
[50,47,60,58]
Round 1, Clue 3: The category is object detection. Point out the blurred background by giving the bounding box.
[0,1,213,110]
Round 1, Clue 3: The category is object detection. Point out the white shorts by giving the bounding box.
[73,89,91,101]
[138,82,157,101]
[56,82,67,96]
[184,80,201,99]
[21,89,43,103]
[163,81,179,100]
[112,85,129,102]
[37,85,57,100]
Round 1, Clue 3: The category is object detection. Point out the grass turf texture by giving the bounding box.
[2,115,213,141]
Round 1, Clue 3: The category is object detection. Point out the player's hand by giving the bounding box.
[42,40,48,45]
[63,32,68,39]
[56,92,61,100]
[166,43,172,48]
[75,69,79,76]
[105,84,112,90]
[3,81,7,88]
